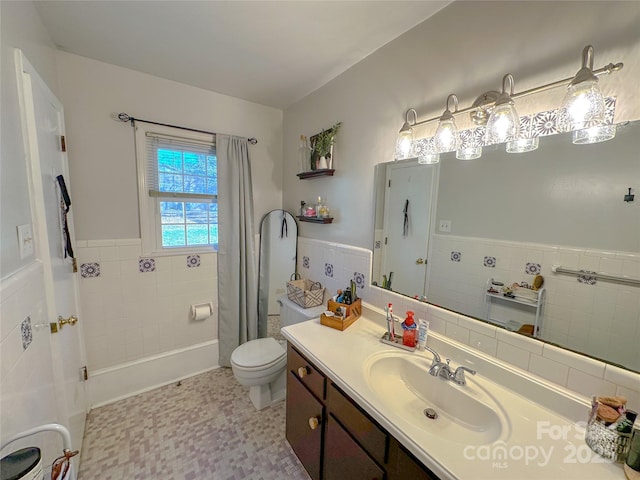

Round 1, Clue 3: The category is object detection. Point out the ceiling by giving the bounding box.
[35,1,452,110]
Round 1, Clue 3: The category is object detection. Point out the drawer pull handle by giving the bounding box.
[297,366,310,378]
[308,416,320,430]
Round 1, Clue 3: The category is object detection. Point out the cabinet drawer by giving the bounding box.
[327,382,388,465]
[286,371,324,480]
[288,344,326,400]
[324,414,385,480]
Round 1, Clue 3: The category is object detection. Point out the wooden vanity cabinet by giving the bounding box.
[286,345,440,480]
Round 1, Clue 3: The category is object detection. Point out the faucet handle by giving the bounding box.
[453,365,476,385]
[445,358,450,365]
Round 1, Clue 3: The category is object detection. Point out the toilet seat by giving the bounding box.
[231,337,285,370]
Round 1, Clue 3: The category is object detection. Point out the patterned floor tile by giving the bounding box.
[79,367,309,479]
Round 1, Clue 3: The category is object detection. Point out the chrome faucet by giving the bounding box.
[424,346,477,386]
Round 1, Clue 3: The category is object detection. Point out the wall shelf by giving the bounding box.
[484,278,546,337]
[297,169,335,179]
[296,216,333,224]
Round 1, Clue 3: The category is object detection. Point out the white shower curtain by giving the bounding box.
[217,135,258,367]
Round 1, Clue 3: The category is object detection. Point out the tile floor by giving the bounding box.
[78,317,309,480]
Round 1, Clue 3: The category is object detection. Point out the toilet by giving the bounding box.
[230,296,325,410]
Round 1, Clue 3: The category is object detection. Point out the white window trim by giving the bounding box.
[134,122,217,256]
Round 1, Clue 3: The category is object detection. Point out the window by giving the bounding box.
[135,124,218,253]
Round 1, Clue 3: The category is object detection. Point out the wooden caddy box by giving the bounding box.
[320,298,362,331]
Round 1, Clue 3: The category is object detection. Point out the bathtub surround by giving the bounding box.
[298,238,640,411]
[75,239,219,406]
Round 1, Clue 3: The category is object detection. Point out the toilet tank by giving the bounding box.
[278,296,325,327]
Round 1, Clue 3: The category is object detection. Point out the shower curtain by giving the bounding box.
[217,135,258,367]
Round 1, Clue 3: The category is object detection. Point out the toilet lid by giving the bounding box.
[231,337,285,368]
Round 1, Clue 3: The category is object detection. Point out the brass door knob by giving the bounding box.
[416,258,425,264]
[297,366,309,379]
[308,416,320,430]
[58,315,78,329]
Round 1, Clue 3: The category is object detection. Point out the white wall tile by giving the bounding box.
[496,341,530,370]
[468,330,498,357]
[604,364,640,393]
[542,343,605,378]
[496,328,543,355]
[445,322,470,344]
[529,354,569,386]
[566,368,616,398]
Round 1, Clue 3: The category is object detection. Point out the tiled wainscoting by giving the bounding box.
[0,262,61,467]
[299,238,640,411]
[428,234,640,371]
[76,239,219,407]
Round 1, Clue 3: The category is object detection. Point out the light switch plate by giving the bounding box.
[17,224,34,259]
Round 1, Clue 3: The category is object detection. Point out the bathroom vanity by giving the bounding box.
[282,308,625,480]
[286,343,435,479]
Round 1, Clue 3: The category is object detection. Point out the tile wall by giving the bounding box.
[298,238,640,411]
[75,239,217,371]
[428,234,640,372]
[0,262,61,466]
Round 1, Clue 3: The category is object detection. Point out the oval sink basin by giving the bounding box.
[364,352,509,445]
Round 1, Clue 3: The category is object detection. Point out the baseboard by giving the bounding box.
[87,340,219,408]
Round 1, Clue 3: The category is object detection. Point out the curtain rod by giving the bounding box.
[117,112,258,145]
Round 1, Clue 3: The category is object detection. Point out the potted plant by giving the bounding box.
[312,121,342,169]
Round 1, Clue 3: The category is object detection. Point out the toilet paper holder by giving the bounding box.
[190,302,214,321]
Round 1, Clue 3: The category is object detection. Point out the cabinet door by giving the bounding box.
[393,443,438,480]
[324,414,385,480]
[286,372,324,480]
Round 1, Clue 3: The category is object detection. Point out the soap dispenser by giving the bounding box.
[401,311,417,348]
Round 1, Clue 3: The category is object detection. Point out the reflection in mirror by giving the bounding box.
[258,210,297,338]
[373,121,640,372]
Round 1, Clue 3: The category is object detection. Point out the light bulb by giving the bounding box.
[435,118,459,153]
[558,46,606,132]
[485,74,519,145]
[395,129,414,160]
[559,80,605,131]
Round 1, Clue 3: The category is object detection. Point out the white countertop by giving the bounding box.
[282,312,625,480]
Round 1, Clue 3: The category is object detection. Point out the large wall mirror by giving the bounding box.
[373,120,640,373]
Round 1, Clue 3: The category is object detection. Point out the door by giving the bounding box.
[381,161,436,298]
[16,50,87,469]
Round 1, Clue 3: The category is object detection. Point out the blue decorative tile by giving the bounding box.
[139,258,156,273]
[324,263,333,278]
[578,270,597,285]
[187,254,201,268]
[81,262,100,278]
[21,316,33,350]
[302,256,310,269]
[353,272,365,289]
[525,262,541,275]
[483,256,496,268]
[451,251,461,262]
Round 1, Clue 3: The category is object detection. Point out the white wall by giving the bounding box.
[54,52,284,405]
[282,1,640,249]
[55,51,284,240]
[0,0,68,467]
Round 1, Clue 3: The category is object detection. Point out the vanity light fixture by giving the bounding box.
[418,137,440,164]
[485,74,519,145]
[395,108,417,160]
[435,94,460,153]
[397,45,623,159]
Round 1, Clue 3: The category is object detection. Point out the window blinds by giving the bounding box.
[145,132,217,200]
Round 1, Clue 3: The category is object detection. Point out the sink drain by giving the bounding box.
[424,408,438,420]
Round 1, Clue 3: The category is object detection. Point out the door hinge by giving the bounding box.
[50,322,58,334]
[81,366,88,381]
[60,135,66,152]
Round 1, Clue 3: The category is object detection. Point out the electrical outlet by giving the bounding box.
[17,224,34,259]
[439,220,451,233]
